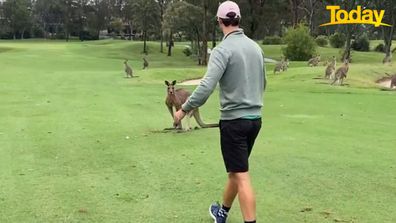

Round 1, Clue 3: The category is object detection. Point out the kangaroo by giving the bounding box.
[274,57,285,74]
[331,60,349,85]
[308,55,321,67]
[390,75,396,89]
[165,80,219,130]
[282,59,290,71]
[324,56,336,79]
[124,59,133,78]
[143,57,149,69]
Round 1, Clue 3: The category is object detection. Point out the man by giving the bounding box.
[174,1,266,223]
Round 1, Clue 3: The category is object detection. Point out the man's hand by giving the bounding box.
[174,109,187,127]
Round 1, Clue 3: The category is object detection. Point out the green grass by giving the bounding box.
[0,39,395,223]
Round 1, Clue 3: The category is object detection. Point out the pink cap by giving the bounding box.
[216,1,241,19]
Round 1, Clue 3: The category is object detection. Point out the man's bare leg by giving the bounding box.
[222,173,238,208]
[232,172,256,221]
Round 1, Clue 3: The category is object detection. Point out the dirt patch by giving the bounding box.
[180,78,202,85]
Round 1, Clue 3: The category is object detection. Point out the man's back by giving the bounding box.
[215,30,265,120]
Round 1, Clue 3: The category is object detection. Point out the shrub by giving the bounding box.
[351,34,370,52]
[183,46,192,57]
[262,36,283,45]
[282,24,317,61]
[330,32,346,48]
[315,35,328,47]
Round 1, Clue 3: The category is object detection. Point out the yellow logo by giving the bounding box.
[320,5,391,27]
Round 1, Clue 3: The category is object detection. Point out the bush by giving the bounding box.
[315,35,328,47]
[330,32,346,48]
[282,25,317,61]
[351,34,370,52]
[262,36,283,45]
[183,46,192,57]
[374,43,385,52]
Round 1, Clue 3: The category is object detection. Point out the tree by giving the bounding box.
[0,2,8,37]
[157,0,170,53]
[376,0,396,63]
[86,0,112,39]
[3,0,33,39]
[163,1,202,59]
[132,0,160,54]
[298,0,321,34]
[34,0,60,39]
[282,24,317,61]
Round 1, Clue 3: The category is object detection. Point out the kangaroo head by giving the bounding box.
[165,80,177,95]
[124,59,128,64]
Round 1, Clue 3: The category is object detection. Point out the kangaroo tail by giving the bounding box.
[193,109,219,128]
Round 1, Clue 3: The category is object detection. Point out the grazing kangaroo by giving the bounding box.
[165,80,219,130]
[331,60,349,85]
[124,60,133,78]
[274,57,285,74]
[143,57,149,69]
[324,56,336,79]
[391,75,396,88]
[308,55,321,67]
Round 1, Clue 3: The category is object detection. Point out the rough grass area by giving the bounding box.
[0,39,395,223]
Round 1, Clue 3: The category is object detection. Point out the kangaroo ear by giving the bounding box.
[172,80,177,85]
[165,80,169,86]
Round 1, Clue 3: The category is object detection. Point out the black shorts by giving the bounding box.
[219,118,262,173]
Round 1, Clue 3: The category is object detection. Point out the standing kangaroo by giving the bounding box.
[165,80,219,130]
[124,59,133,78]
[274,57,285,74]
[143,57,149,69]
[324,56,336,79]
[331,60,349,85]
[282,59,290,71]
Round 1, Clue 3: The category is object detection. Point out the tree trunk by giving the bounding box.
[212,19,217,48]
[342,25,353,62]
[160,4,164,53]
[195,27,202,65]
[143,30,147,54]
[289,0,299,27]
[248,0,257,38]
[43,22,48,39]
[129,22,133,40]
[202,0,208,65]
[383,24,394,61]
[308,0,315,35]
[341,0,355,62]
[167,31,173,56]
[382,1,395,63]
[160,31,164,53]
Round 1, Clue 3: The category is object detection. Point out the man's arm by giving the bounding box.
[181,47,229,112]
[262,51,267,91]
